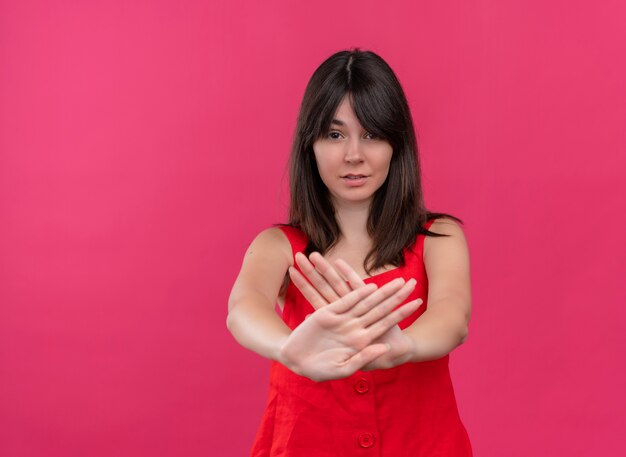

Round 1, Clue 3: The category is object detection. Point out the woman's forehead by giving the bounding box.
[330,97,364,128]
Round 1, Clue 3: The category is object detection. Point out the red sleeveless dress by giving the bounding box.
[251,220,472,456]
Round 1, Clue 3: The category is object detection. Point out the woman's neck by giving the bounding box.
[326,200,377,274]
[333,200,371,245]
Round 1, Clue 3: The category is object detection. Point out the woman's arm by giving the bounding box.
[404,217,472,362]
[227,228,294,360]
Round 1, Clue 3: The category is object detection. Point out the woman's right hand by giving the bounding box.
[278,276,419,382]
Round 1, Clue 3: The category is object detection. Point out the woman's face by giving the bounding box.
[313,96,393,208]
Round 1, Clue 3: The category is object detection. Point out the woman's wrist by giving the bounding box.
[401,328,422,363]
[274,333,291,364]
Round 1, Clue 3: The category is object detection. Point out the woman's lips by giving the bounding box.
[341,175,369,187]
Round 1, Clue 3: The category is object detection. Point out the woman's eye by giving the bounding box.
[328,131,343,139]
[364,132,379,140]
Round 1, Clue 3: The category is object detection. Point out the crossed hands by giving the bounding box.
[278,252,423,382]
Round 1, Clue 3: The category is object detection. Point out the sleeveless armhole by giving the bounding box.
[409,218,437,260]
[394,217,439,327]
[424,217,437,230]
[276,225,308,263]
[274,226,310,326]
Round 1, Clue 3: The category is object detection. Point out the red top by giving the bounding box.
[251,220,472,456]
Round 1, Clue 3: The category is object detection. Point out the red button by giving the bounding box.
[354,379,370,394]
[358,433,375,448]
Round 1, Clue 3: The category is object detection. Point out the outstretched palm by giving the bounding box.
[279,278,420,381]
[288,252,422,372]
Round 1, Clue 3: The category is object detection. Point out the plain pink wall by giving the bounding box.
[1,1,624,456]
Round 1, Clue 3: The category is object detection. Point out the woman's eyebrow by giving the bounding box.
[330,119,345,126]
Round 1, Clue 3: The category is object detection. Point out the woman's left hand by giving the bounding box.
[289,252,422,370]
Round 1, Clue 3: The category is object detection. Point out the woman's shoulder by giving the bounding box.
[272,224,307,239]
[427,216,465,236]
[248,225,305,265]
[423,216,469,262]
[236,227,294,283]
[269,225,309,251]
[251,226,292,251]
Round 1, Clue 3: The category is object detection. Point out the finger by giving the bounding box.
[365,299,423,341]
[359,280,418,326]
[309,252,353,297]
[349,277,408,317]
[295,252,342,303]
[288,267,328,310]
[338,343,390,376]
[327,283,378,314]
[360,359,381,372]
[334,258,367,290]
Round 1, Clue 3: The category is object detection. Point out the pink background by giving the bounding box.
[1,1,625,456]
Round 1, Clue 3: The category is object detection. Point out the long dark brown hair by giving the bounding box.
[288,49,460,273]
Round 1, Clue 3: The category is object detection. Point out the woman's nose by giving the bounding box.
[344,138,364,163]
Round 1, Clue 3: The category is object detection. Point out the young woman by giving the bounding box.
[227,49,472,456]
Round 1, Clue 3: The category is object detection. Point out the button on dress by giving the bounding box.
[251,220,472,456]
